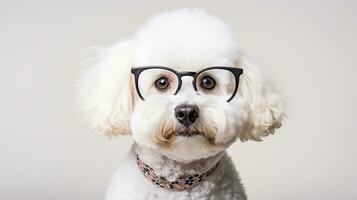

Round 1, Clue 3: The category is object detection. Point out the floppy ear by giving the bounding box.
[78,40,135,136]
[237,57,286,142]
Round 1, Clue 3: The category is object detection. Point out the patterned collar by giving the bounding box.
[136,154,219,191]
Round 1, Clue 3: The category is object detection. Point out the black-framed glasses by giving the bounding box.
[131,66,243,102]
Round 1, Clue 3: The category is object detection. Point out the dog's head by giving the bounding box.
[79,9,285,162]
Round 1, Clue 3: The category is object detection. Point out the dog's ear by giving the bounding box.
[78,40,135,136]
[237,57,286,142]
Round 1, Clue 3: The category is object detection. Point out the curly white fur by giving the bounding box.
[79,8,285,200]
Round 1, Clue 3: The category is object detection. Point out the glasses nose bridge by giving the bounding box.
[179,71,196,77]
[175,71,198,95]
[178,71,196,83]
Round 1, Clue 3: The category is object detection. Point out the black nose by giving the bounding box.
[175,104,199,126]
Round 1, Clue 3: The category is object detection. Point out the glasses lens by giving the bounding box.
[196,69,236,101]
[138,68,179,99]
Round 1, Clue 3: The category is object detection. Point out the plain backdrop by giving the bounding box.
[1,0,356,199]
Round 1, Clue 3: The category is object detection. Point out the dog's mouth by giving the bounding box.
[157,121,217,145]
[174,127,216,145]
[176,129,200,137]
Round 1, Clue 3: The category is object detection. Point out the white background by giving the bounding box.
[1,0,356,199]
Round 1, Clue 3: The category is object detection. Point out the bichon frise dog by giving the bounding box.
[79,8,285,200]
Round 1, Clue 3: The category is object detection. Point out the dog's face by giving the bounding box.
[130,65,245,162]
[79,9,285,163]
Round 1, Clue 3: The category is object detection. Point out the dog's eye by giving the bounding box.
[155,77,169,90]
[200,76,216,90]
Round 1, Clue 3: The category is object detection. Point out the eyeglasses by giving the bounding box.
[131,66,243,102]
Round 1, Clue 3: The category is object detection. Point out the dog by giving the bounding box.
[79,8,285,200]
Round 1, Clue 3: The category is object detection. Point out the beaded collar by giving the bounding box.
[136,154,219,191]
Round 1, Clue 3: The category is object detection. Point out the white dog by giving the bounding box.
[79,8,285,200]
